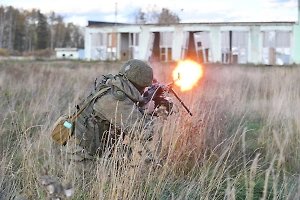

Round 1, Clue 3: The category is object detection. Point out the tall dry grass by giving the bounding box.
[0,60,300,199]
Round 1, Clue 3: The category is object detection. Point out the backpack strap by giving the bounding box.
[70,87,110,123]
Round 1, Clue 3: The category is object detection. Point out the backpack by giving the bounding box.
[50,74,113,146]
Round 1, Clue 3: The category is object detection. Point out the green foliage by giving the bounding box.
[233,176,274,200]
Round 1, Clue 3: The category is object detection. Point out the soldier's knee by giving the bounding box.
[64,141,94,162]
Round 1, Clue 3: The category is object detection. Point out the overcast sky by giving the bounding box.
[1,0,298,26]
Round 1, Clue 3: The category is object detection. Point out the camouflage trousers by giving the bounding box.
[62,134,162,168]
[64,139,95,162]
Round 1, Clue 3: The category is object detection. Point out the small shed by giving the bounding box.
[55,48,85,59]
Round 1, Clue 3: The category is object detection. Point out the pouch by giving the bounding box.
[51,115,73,146]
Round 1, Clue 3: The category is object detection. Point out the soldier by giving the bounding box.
[63,59,172,165]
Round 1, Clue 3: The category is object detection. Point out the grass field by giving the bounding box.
[0,60,300,199]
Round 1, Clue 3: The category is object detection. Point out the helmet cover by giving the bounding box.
[119,59,153,87]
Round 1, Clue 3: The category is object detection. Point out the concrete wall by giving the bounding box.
[294,0,300,64]
[78,49,85,59]
[56,50,79,59]
[85,22,298,64]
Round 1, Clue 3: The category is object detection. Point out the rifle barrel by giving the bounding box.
[169,88,193,116]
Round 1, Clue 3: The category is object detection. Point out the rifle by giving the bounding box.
[143,75,193,116]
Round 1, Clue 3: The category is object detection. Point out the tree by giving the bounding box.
[0,5,85,53]
[24,9,39,51]
[14,9,26,52]
[134,6,180,24]
[48,11,56,50]
[71,24,85,48]
[134,8,146,24]
[158,8,180,24]
[7,6,15,52]
[54,15,66,48]
[0,6,6,49]
[62,23,72,47]
[37,10,49,49]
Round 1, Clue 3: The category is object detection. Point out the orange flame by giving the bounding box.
[172,60,203,91]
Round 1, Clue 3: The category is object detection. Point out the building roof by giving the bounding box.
[54,48,83,51]
[87,21,131,27]
[86,20,296,28]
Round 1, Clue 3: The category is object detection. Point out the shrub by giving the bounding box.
[0,48,9,56]
[10,50,23,56]
[36,48,54,58]
[23,48,55,58]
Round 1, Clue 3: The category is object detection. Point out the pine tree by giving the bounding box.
[37,10,48,50]
[14,10,26,52]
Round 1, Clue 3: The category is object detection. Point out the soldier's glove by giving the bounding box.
[153,95,173,115]
[143,84,174,116]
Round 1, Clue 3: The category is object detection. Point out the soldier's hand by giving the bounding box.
[141,100,155,114]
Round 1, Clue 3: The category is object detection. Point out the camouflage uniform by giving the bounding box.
[64,59,159,163]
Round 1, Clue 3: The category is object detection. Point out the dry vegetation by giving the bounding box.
[0,60,300,199]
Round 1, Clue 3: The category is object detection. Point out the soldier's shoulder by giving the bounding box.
[112,88,126,100]
[94,91,117,111]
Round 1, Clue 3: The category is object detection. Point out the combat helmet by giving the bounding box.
[119,59,153,87]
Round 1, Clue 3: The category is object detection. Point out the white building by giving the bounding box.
[84,4,300,65]
[55,48,85,60]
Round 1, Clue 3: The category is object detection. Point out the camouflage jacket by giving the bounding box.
[93,75,154,140]
[69,75,155,157]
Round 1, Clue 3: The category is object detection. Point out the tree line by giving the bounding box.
[0,5,84,56]
[0,5,180,57]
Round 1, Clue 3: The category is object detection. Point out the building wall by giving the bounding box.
[173,26,184,61]
[249,26,261,64]
[85,22,299,64]
[56,50,79,59]
[294,0,300,64]
[78,49,85,59]
[210,26,221,63]
[139,26,152,60]
[296,26,300,64]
